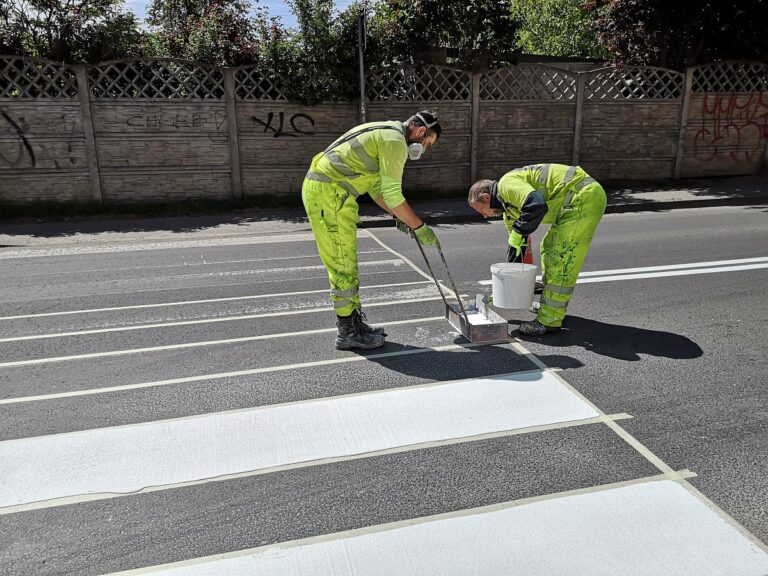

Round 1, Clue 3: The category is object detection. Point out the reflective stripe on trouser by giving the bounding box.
[538,181,607,327]
[302,177,361,317]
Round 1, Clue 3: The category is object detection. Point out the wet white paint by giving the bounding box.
[107,480,768,576]
[464,311,501,326]
[0,371,596,509]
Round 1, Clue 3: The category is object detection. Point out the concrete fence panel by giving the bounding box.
[476,66,576,180]
[577,66,684,181]
[367,66,473,193]
[1,57,766,206]
[679,62,768,177]
[0,58,91,202]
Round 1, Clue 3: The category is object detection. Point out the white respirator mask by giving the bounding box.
[408,142,424,161]
[407,113,438,161]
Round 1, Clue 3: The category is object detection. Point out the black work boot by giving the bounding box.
[336,313,385,350]
[518,319,561,336]
[353,309,387,337]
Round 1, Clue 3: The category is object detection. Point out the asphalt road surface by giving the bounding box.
[1,204,767,575]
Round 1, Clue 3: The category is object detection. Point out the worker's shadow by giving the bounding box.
[350,340,584,379]
[516,315,703,362]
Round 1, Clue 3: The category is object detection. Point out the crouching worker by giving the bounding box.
[303,111,442,350]
[468,164,606,336]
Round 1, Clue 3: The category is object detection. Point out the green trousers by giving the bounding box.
[538,182,607,327]
[302,178,361,317]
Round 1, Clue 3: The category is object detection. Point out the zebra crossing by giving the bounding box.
[1,229,766,575]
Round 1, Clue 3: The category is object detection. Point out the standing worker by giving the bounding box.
[303,111,442,350]
[468,164,606,336]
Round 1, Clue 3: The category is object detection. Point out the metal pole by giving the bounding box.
[357,9,366,123]
[412,233,470,326]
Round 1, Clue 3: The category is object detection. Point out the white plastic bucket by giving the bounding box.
[491,262,537,309]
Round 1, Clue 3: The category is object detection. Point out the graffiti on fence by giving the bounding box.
[693,93,768,163]
[0,109,36,167]
[126,111,228,131]
[252,112,315,137]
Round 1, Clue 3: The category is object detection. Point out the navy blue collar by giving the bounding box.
[489,181,505,210]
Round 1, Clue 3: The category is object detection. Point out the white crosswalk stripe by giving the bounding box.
[0,371,599,513]
[105,479,768,576]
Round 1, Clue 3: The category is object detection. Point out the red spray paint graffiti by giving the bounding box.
[693,92,768,164]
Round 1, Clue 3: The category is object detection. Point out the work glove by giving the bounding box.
[414,223,440,247]
[394,217,410,235]
[507,231,526,261]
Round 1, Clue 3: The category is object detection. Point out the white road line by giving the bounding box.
[0,295,448,343]
[576,256,768,277]
[0,341,500,405]
[512,342,681,479]
[478,258,768,285]
[0,316,446,368]
[0,269,419,305]
[0,371,598,512]
[0,413,628,516]
[576,262,768,283]
[0,280,431,321]
[511,341,768,552]
[0,250,387,278]
[104,478,768,576]
[0,232,323,259]
[363,229,461,301]
[5,258,405,286]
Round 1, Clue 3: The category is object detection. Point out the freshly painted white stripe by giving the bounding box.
[105,479,768,576]
[0,295,449,343]
[0,316,445,368]
[1,413,630,515]
[0,281,431,321]
[0,371,597,510]
[103,473,694,575]
[478,259,768,285]
[0,250,389,279]
[0,341,501,405]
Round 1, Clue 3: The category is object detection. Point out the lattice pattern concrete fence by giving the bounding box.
[1,58,766,204]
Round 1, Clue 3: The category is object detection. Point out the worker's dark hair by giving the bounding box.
[468,179,495,205]
[406,110,442,138]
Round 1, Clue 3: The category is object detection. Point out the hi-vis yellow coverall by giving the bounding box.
[302,121,409,317]
[499,164,607,327]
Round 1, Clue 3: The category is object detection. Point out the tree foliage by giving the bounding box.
[144,0,259,65]
[0,0,141,62]
[585,0,768,69]
[377,0,520,67]
[511,0,608,60]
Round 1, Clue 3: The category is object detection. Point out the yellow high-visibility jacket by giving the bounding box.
[308,120,409,209]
